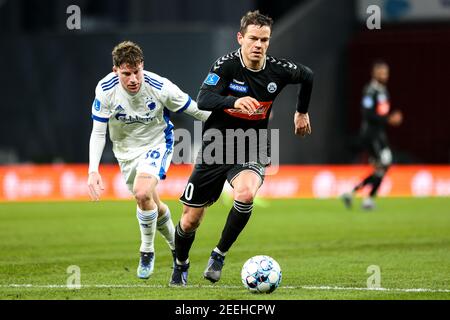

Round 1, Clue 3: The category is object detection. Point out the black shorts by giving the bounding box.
[362,135,391,166]
[179,162,265,208]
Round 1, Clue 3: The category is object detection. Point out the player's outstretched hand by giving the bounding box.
[87,172,104,201]
[234,96,260,114]
[294,112,312,136]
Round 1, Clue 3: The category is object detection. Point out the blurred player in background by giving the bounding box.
[87,41,210,279]
[342,60,402,210]
[170,10,314,286]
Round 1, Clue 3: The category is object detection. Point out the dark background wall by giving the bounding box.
[348,26,450,164]
[0,0,449,164]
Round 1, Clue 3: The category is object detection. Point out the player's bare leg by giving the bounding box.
[133,173,158,279]
[204,170,261,283]
[170,205,205,286]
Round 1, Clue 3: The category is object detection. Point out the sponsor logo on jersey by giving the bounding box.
[114,112,155,124]
[224,101,273,120]
[93,99,101,111]
[376,101,390,116]
[229,82,248,93]
[233,79,245,85]
[267,82,277,93]
[376,93,390,115]
[204,73,220,86]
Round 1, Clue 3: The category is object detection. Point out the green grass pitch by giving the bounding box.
[0,197,449,300]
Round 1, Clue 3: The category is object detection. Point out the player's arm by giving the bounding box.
[199,89,259,114]
[181,99,211,122]
[288,62,314,136]
[87,92,110,201]
[88,120,106,201]
[197,59,260,113]
[197,73,238,111]
[163,80,211,122]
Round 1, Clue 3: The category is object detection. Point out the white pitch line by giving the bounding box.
[300,285,450,293]
[1,284,449,293]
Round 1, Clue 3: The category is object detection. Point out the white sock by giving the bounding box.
[136,206,157,253]
[157,206,175,250]
[214,247,227,256]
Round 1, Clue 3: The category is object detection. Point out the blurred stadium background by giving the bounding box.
[0,0,448,201]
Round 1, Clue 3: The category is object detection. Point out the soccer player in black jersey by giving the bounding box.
[342,60,402,210]
[170,10,314,286]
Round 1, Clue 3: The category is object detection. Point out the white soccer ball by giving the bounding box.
[241,255,282,294]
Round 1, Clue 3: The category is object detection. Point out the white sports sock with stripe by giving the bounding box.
[157,207,175,250]
[136,206,158,253]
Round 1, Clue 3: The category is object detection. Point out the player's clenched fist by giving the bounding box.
[294,111,312,136]
[388,110,403,127]
[234,96,260,114]
[87,171,104,201]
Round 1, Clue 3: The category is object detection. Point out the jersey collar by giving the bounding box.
[370,79,386,91]
[238,48,266,72]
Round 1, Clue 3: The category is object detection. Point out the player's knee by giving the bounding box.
[134,190,152,205]
[380,148,392,167]
[234,187,255,203]
[375,165,388,177]
[157,201,167,217]
[180,207,203,232]
[180,216,199,233]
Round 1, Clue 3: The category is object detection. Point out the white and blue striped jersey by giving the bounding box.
[91,71,195,162]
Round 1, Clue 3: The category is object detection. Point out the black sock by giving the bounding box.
[217,200,253,254]
[369,175,383,197]
[354,174,374,192]
[174,222,195,263]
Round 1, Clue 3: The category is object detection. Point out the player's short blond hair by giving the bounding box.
[240,10,273,35]
[112,41,144,67]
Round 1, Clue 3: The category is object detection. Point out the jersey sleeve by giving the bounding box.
[280,59,314,114]
[196,58,239,111]
[91,84,112,123]
[161,79,193,114]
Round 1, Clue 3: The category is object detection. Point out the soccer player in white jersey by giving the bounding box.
[87,41,210,279]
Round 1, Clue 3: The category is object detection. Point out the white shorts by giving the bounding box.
[118,143,173,193]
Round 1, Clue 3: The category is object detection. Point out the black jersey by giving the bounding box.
[196,49,313,164]
[360,80,391,139]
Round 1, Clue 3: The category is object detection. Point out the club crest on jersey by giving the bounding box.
[145,96,157,114]
[267,82,277,93]
[229,82,248,93]
[204,73,220,86]
[92,99,101,111]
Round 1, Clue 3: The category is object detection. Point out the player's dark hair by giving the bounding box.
[372,59,388,70]
[112,41,144,67]
[240,10,273,35]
